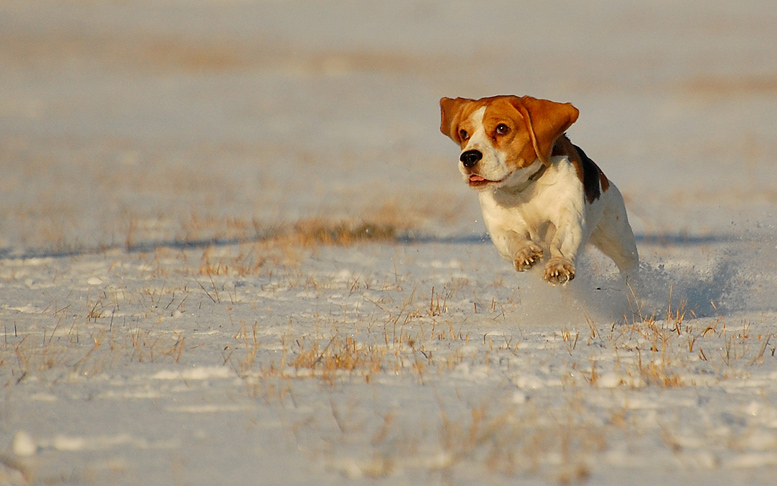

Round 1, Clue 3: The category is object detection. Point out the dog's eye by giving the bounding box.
[458,129,469,141]
[495,124,510,136]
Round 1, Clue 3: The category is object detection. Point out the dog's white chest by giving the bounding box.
[478,158,588,260]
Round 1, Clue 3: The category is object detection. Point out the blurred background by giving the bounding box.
[1,0,776,254]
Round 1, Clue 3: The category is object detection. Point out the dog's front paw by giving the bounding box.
[513,245,543,272]
[544,257,575,285]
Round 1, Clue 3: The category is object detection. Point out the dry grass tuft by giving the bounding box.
[287,219,400,247]
[167,214,414,277]
[289,335,385,382]
[175,211,410,251]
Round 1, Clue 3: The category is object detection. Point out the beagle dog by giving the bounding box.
[440,95,638,285]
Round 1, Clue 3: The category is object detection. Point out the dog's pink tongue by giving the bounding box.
[470,175,486,183]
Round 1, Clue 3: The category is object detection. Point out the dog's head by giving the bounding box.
[440,95,579,190]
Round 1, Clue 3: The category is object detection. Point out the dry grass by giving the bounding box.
[3,321,188,385]
[3,213,777,484]
[237,317,472,389]
[224,267,777,394]
[285,219,400,247]
[0,272,193,385]
[174,215,407,253]
[250,287,776,482]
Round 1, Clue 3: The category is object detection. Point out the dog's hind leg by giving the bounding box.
[589,187,639,275]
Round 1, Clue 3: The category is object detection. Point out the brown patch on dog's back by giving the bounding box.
[553,135,608,204]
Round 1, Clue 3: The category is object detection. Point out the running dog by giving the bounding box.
[439,95,638,284]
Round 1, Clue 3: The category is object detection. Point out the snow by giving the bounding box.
[1,0,777,484]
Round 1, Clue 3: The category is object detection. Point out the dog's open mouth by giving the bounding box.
[468,174,501,187]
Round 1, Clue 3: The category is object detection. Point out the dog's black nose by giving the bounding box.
[460,150,482,168]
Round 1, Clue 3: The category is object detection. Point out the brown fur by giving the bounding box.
[440,95,579,170]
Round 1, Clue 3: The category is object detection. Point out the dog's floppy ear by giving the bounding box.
[511,96,579,165]
[440,97,472,143]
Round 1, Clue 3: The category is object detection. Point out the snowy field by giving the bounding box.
[2,1,777,484]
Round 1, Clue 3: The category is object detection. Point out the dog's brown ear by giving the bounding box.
[440,97,471,143]
[511,96,579,165]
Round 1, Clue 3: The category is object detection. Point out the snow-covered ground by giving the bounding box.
[1,1,777,484]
